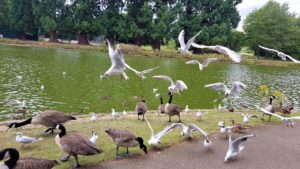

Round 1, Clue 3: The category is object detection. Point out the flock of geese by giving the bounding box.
[1,29,299,169]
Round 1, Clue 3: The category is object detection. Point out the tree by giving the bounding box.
[33,0,65,42]
[0,0,10,27]
[10,0,38,39]
[244,0,300,59]
[71,0,101,45]
[173,0,242,53]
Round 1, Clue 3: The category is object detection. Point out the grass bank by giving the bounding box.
[1,109,298,169]
[0,38,298,67]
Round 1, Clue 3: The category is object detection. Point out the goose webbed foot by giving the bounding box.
[73,155,81,168]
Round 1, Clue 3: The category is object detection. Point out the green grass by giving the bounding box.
[2,109,299,168]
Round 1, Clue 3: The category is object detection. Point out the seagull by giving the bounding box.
[183,105,190,115]
[89,131,98,144]
[122,110,127,118]
[192,44,241,63]
[218,104,226,111]
[196,111,206,119]
[185,58,218,71]
[125,65,159,79]
[155,93,160,98]
[257,107,300,127]
[40,85,44,91]
[259,45,300,64]
[240,113,258,124]
[153,75,188,95]
[218,121,233,138]
[15,132,43,147]
[178,30,202,55]
[62,72,66,76]
[100,39,129,80]
[205,81,246,97]
[171,123,212,148]
[224,133,255,162]
[91,113,97,121]
[111,108,121,120]
[145,118,174,145]
[153,88,158,93]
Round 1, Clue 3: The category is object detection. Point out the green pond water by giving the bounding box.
[0,44,299,117]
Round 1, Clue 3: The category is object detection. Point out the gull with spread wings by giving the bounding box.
[126,64,159,79]
[259,45,300,64]
[185,58,218,71]
[205,81,246,97]
[192,44,241,63]
[145,118,174,145]
[178,30,202,55]
[153,75,188,95]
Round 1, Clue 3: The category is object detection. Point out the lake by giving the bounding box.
[0,44,299,117]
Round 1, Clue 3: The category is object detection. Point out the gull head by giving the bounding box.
[218,121,225,127]
[100,74,108,79]
[16,132,23,137]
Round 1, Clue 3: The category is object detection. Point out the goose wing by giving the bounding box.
[178,30,186,49]
[217,45,241,63]
[187,124,208,137]
[205,82,227,92]
[170,123,186,130]
[184,30,202,50]
[230,81,246,95]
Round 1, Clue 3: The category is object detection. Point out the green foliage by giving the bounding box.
[39,16,57,33]
[244,0,300,59]
[0,0,10,27]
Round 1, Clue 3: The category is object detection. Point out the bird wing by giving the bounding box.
[191,43,216,50]
[18,136,37,143]
[178,30,186,49]
[230,81,246,95]
[106,39,115,58]
[240,113,246,117]
[258,107,283,120]
[153,75,174,84]
[125,63,138,74]
[202,58,218,69]
[248,114,259,118]
[187,124,208,137]
[184,30,202,50]
[205,82,227,92]
[112,48,126,69]
[258,45,280,53]
[175,80,188,91]
[185,60,201,65]
[170,123,186,130]
[217,46,241,63]
[145,118,154,136]
[155,124,176,140]
[284,54,300,63]
[231,134,255,149]
[290,116,300,120]
[140,66,159,74]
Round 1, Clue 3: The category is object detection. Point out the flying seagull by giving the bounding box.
[224,133,255,162]
[145,118,174,145]
[126,64,159,79]
[205,81,246,97]
[153,75,187,95]
[185,58,218,71]
[192,44,241,63]
[258,45,300,64]
[100,39,129,80]
[178,30,202,55]
[257,107,300,127]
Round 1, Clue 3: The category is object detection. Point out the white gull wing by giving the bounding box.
[230,81,246,95]
[154,124,177,141]
[216,46,241,63]
[205,82,227,93]
[187,124,208,137]
[145,117,155,137]
[191,43,216,50]
[106,39,115,59]
[284,54,300,64]
[152,75,175,85]
[140,66,159,74]
[202,58,218,69]
[184,30,202,51]
[258,107,284,120]
[185,60,202,71]
[178,30,186,49]
[258,45,280,53]
[231,134,255,151]
[174,80,188,91]
[16,135,42,143]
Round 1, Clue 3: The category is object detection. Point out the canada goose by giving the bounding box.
[125,65,159,79]
[91,113,97,121]
[8,110,76,134]
[258,107,300,127]
[177,30,202,55]
[240,113,258,124]
[205,81,246,97]
[55,124,102,168]
[260,96,276,121]
[89,131,98,144]
[111,109,121,120]
[157,97,165,116]
[105,128,147,159]
[100,39,129,80]
[192,44,242,63]
[135,100,147,121]
[224,133,255,162]
[185,58,218,71]
[0,148,58,169]
[259,45,300,64]
[15,132,43,148]
[145,118,174,145]
[165,94,181,122]
[278,102,294,115]
[153,75,188,95]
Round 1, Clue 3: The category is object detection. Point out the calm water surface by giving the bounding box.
[0,45,299,117]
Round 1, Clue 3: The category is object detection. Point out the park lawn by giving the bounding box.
[1,109,297,169]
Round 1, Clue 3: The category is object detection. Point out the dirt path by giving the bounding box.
[84,124,300,169]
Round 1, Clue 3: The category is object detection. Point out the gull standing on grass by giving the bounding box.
[224,133,255,162]
[240,113,258,124]
[125,65,159,79]
[259,45,300,64]
[100,39,129,80]
[178,30,202,55]
[16,132,43,148]
[111,109,121,120]
[192,44,241,63]
[185,58,218,71]
[91,113,97,122]
[153,75,187,95]
[89,131,98,144]
[205,81,246,97]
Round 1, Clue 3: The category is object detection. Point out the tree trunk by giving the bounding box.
[134,38,141,46]
[151,39,161,51]
[192,47,203,54]
[78,32,89,45]
[49,31,59,43]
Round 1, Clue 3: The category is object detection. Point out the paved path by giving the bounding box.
[84,124,300,169]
